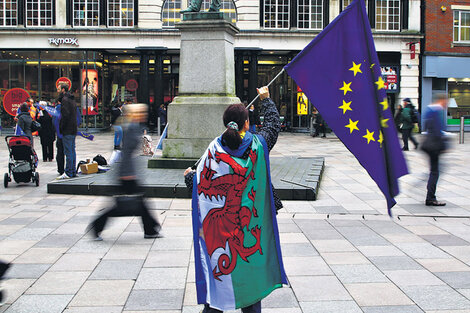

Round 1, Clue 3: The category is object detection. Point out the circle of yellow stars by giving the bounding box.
[339,61,390,148]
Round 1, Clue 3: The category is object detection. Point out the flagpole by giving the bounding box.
[191,68,286,170]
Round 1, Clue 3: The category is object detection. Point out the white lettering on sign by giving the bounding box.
[48,38,79,46]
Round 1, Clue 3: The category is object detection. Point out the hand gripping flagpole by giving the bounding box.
[191,68,285,170]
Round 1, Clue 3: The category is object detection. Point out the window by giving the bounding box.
[343,0,367,10]
[26,0,53,26]
[298,0,322,30]
[264,0,289,29]
[454,10,470,43]
[375,0,399,31]
[199,0,237,23]
[0,0,17,26]
[108,0,134,27]
[73,0,99,27]
[162,0,181,28]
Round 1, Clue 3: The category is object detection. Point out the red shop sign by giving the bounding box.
[3,88,31,116]
[56,77,72,90]
[126,79,138,92]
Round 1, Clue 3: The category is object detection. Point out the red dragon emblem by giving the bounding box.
[198,148,263,280]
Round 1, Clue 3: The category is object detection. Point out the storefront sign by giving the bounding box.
[3,88,30,116]
[297,92,309,115]
[48,37,79,46]
[56,77,72,90]
[381,66,399,92]
[126,79,138,92]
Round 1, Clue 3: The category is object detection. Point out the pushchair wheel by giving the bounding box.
[34,172,39,187]
[3,173,8,188]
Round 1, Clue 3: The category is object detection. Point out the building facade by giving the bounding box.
[0,0,422,131]
[421,0,470,131]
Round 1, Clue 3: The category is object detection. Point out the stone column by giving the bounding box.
[162,14,241,158]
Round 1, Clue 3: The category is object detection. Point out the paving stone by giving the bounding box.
[26,271,89,294]
[401,285,470,311]
[395,243,453,259]
[361,305,424,313]
[289,276,351,301]
[8,228,54,241]
[125,289,185,310]
[420,235,470,246]
[4,294,73,313]
[89,259,144,280]
[3,279,36,304]
[103,244,151,260]
[385,270,445,286]
[63,307,123,313]
[150,236,193,251]
[321,252,369,265]
[50,253,102,271]
[144,250,191,268]
[331,264,388,283]
[310,240,356,253]
[335,227,390,246]
[283,256,332,276]
[262,287,299,308]
[5,264,50,279]
[134,267,187,289]
[299,301,362,313]
[69,280,134,306]
[35,234,82,248]
[345,283,413,306]
[416,258,470,272]
[280,243,319,257]
[14,247,66,264]
[369,256,423,271]
[0,240,37,255]
[435,272,470,289]
[440,246,470,264]
[357,245,404,257]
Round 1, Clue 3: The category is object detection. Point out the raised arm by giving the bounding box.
[256,87,281,151]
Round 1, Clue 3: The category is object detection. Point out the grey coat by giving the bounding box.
[17,112,33,142]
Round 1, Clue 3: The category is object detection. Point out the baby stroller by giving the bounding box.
[4,135,39,188]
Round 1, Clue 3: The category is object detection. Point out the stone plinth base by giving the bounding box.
[162,96,241,158]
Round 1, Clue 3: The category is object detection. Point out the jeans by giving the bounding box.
[56,138,64,175]
[62,134,76,177]
[402,128,418,150]
[114,125,123,147]
[426,151,440,201]
[203,301,261,313]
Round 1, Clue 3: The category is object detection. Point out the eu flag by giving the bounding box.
[285,0,408,215]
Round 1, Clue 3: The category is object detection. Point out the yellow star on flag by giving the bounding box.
[380,98,388,111]
[377,131,384,148]
[375,77,385,90]
[339,81,352,96]
[381,118,390,128]
[345,119,359,134]
[363,129,376,144]
[338,100,352,114]
[349,62,362,76]
[370,63,375,69]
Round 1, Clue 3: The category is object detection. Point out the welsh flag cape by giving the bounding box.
[192,132,287,311]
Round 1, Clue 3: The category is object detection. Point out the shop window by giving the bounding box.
[264,0,289,29]
[26,0,53,27]
[198,0,237,23]
[297,0,322,30]
[454,10,470,43]
[108,0,134,27]
[162,0,181,28]
[343,0,367,11]
[0,0,17,26]
[375,0,399,31]
[73,0,99,27]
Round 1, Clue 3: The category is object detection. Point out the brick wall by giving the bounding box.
[425,0,470,53]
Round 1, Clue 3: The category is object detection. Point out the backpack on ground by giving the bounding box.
[93,154,107,166]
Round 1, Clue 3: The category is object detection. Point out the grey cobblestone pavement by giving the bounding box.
[1,132,470,313]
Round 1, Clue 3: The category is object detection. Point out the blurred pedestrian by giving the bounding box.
[314,109,326,138]
[401,98,419,151]
[111,102,123,150]
[57,84,77,179]
[183,86,286,313]
[88,104,162,240]
[37,102,56,162]
[421,94,448,206]
[394,104,403,132]
[0,260,10,305]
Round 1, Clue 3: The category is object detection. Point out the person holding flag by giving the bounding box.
[284,0,408,216]
[183,86,287,312]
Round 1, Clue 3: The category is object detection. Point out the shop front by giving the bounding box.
[422,55,470,131]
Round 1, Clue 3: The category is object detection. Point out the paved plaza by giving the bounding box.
[1,131,470,313]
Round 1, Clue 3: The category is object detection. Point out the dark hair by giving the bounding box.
[221,103,248,150]
[20,103,29,113]
[59,83,69,92]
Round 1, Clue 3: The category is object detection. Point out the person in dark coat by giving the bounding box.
[57,84,77,179]
[17,103,33,144]
[37,102,56,162]
[400,98,419,151]
[88,103,162,240]
[52,101,65,175]
[158,102,168,133]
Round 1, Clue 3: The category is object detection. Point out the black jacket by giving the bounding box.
[38,109,56,144]
[59,93,77,136]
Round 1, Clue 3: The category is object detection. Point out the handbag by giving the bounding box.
[421,135,447,154]
[31,120,41,132]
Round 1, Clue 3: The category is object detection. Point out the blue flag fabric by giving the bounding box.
[284,0,408,215]
[15,125,25,136]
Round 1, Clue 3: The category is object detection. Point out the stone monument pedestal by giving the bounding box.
[162,14,241,159]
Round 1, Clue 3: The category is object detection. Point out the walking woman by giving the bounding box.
[183,86,287,313]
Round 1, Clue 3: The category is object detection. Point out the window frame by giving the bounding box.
[25,0,53,27]
[375,0,400,31]
[297,0,323,30]
[264,0,290,30]
[73,0,100,28]
[161,0,182,28]
[454,10,470,43]
[0,0,18,27]
[107,0,134,28]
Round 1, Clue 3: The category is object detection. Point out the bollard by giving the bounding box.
[459,116,465,144]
